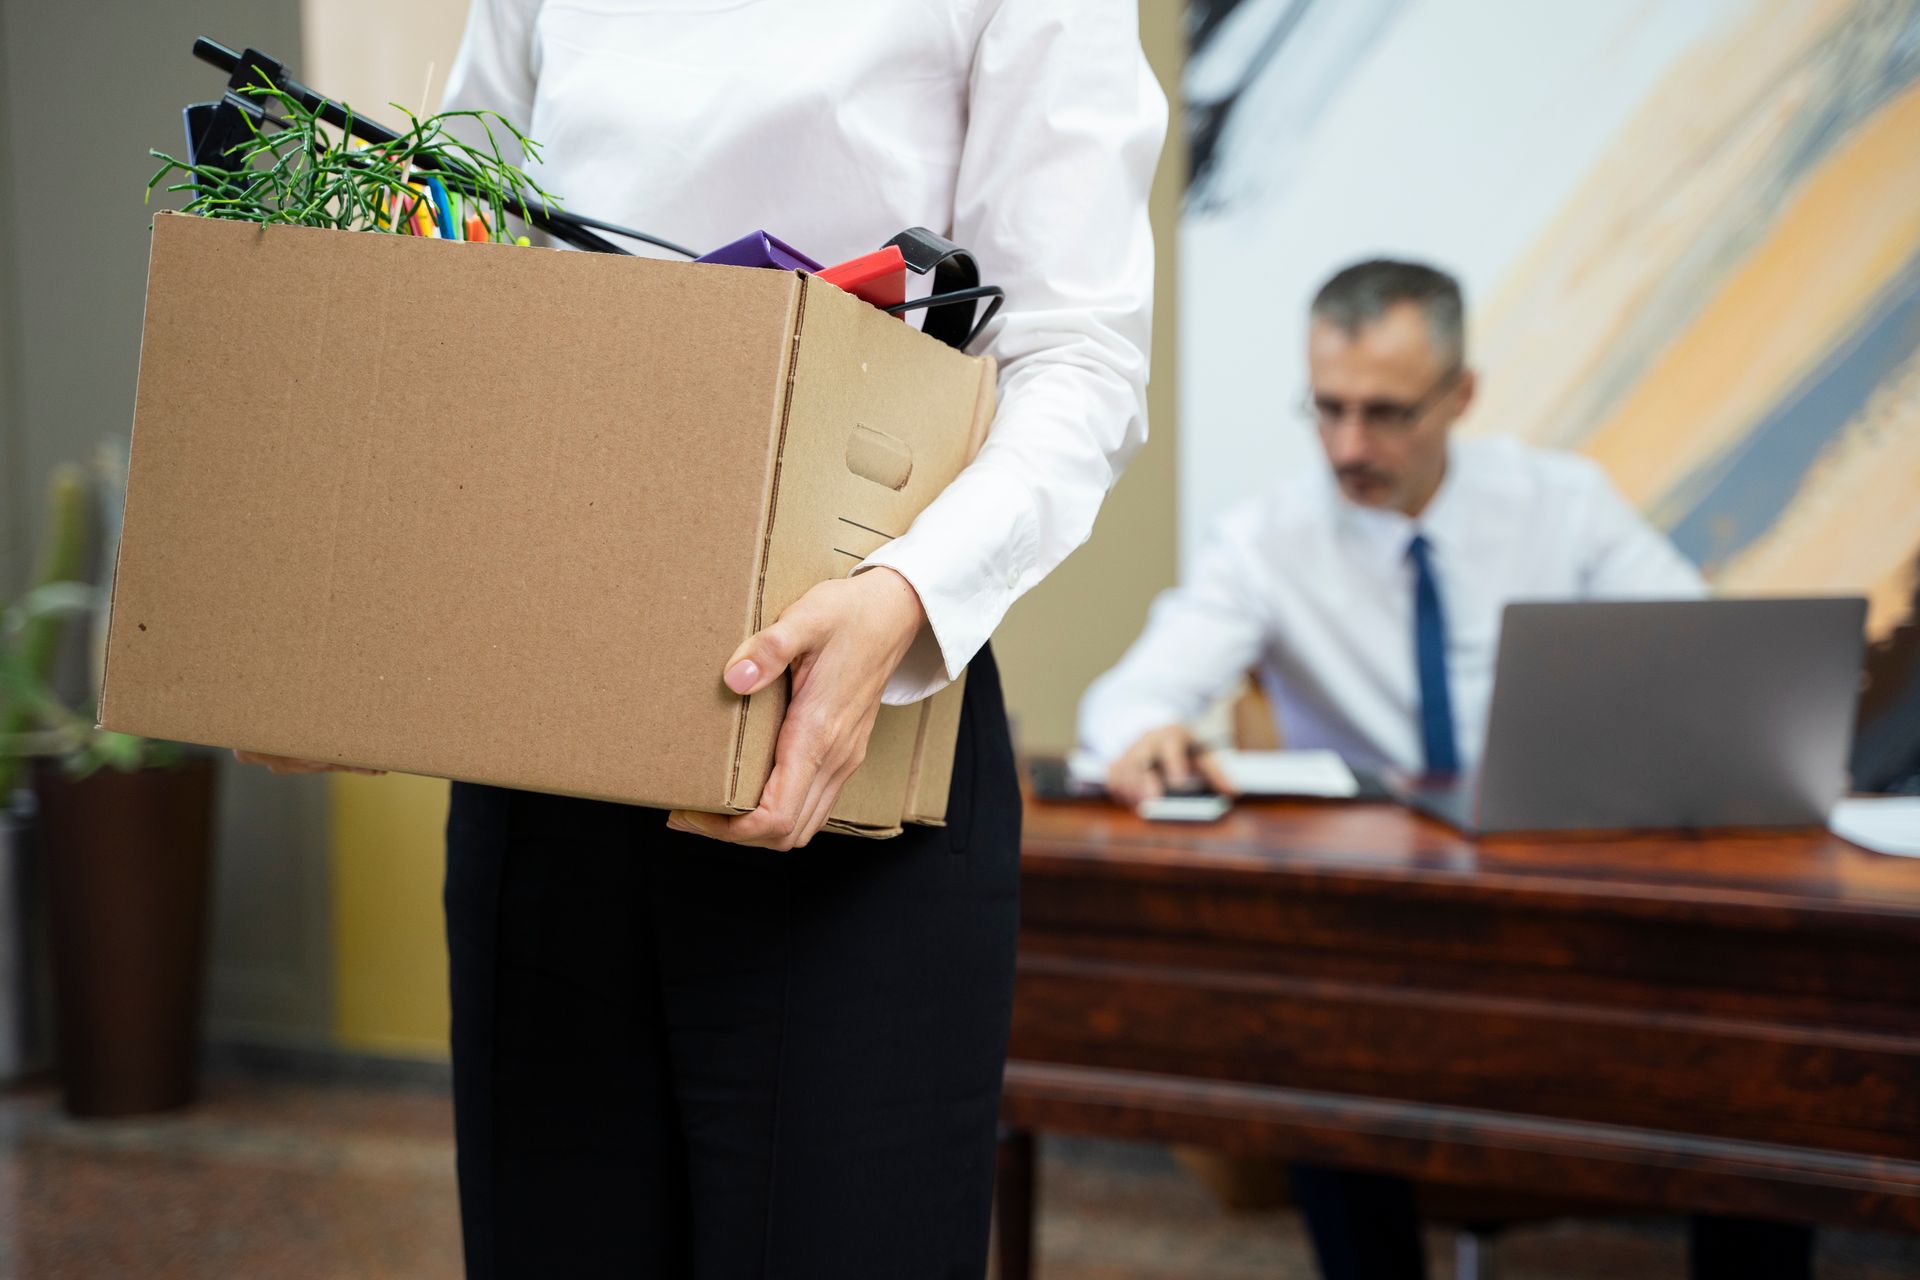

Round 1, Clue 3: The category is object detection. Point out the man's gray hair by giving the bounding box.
[1310,259,1465,368]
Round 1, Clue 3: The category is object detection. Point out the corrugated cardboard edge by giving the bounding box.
[899,671,968,827]
[96,213,185,733]
[724,275,810,816]
[962,352,1000,465]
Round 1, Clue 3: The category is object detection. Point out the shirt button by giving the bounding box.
[1006,566,1020,591]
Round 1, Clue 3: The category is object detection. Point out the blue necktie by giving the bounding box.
[1407,534,1459,776]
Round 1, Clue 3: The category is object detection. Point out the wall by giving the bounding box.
[1181,0,1920,646]
[0,3,16,597]
[0,0,333,1046]
[994,1,1184,755]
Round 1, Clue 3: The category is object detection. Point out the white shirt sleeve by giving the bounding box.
[1076,508,1272,763]
[1574,467,1710,599]
[856,0,1168,704]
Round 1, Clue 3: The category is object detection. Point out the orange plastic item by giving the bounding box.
[816,246,906,315]
[464,213,490,243]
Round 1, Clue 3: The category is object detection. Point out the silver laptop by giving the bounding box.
[1392,597,1866,834]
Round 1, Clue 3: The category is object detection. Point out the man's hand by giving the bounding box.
[232,750,386,776]
[667,567,927,850]
[1106,724,1236,809]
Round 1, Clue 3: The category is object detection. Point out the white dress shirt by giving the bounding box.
[1078,435,1708,774]
[442,0,1167,704]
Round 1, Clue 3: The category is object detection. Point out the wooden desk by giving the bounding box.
[996,798,1920,1276]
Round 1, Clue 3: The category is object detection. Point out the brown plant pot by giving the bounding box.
[35,756,215,1118]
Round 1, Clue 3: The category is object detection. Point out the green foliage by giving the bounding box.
[0,465,87,794]
[0,461,181,791]
[145,76,559,240]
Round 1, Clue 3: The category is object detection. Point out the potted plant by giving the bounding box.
[0,455,212,1119]
[0,465,91,1085]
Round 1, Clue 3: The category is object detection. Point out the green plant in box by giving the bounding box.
[8,450,215,1120]
[145,75,559,240]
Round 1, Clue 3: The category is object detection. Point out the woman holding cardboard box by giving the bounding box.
[241,1,1163,1274]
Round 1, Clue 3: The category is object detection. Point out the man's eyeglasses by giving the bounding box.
[1301,366,1463,434]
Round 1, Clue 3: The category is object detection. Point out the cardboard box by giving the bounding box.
[99,213,996,836]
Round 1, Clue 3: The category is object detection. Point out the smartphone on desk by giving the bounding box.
[1135,793,1233,822]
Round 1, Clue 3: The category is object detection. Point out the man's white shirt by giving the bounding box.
[1078,435,1708,774]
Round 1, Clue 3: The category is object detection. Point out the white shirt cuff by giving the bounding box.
[853,471,1041,705]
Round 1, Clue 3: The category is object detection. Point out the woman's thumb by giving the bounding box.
[723,615,818,696]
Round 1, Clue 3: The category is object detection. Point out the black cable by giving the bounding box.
[884,285,1005,351]
[543,211,698,260]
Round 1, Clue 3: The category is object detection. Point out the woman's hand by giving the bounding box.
[667,567,927,850]
[232,750,386,777]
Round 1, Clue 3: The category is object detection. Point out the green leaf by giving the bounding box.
[93,732,148,771]
[2,581,99,632]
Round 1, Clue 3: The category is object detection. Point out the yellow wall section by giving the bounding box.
[309,0,469,1058]
[330,773,451,1056]
[994,1,1184,754]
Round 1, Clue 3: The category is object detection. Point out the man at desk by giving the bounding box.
[1077,260,1811,1280]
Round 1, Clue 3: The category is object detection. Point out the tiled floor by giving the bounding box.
[2,1073,1917,1278]
[0,1076,461,1278]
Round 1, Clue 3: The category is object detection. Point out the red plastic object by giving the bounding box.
[817,246,907,315]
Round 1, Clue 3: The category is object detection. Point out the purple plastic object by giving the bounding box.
[695,230,824,273]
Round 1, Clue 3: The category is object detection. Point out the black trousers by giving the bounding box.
[444,647,1021,1279]
[1288,1163,1815,1280]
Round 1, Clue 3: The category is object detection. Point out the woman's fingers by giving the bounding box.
[744,700,845,846]
[668,752,845,849]
[668,708,847,849]
[678,572,924,849]
[791,728,872,847]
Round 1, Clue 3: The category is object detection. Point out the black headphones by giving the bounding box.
[880,228,1005,353]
